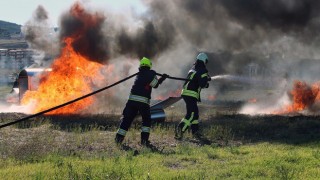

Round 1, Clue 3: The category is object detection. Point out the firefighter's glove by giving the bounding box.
[158,74,169,84]
[207,77,212,81]
[162,73,169,79]
[205,83,209,88]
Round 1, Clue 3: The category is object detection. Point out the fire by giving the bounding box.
[20,2,110,115]
[248,98,257,103]
[155,89,181,100]
[21,38,104,114]
[277,80,320,114]
[207,95,216,101]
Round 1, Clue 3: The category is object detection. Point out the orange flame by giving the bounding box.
[277,80,320,114]
[21,38,104,114]
[155,89,181,100]
[207,95,216,101]
[248,98,257,103]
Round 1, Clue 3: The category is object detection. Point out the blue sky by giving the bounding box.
[0,0,146,26]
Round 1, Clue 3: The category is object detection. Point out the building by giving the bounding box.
[0,48,35,84]
[0,49,34,69]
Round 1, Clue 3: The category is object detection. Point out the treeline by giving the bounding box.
[0,20,21,39]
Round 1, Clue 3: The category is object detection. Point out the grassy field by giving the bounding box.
[0,112,320,179]
[0,85,11,102]
[0,85,11,94]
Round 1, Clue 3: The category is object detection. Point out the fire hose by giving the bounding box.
[0,72,189,129]
[155,73,190,81]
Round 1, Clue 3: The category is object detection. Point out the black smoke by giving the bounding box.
[115,1,176,60]
[116,20,175,59]
[140,0,320,76]
[27,1,320,75]
[59,2,109,63]
[58,2,176,63]
[220,0,318,30]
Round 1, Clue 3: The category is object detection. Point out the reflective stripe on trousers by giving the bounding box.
[117,128,127,136]
[181,112,194,132]
[181,118,199,132]
[141,126,150,133]
[129,94,150,104]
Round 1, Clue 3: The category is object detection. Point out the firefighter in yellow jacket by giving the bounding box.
[115,57,168,147]
[175,53,210,140]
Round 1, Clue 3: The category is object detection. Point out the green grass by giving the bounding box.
[0,143,319,179]
[1,113,320,179]
[0,85,11,94]
[0,85,12,102]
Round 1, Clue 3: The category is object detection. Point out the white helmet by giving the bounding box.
[196,53,208,64]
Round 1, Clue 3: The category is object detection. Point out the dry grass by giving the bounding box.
[1,112,320,158]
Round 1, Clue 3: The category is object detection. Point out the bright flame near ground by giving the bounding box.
[276,81,320,114]
[155,89,181,100]
[248,98,257,103]
[241,80,320,115]
[21,38,104,114]
[207,95,216,101]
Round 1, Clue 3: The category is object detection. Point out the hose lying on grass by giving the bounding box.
[0,72,188,129]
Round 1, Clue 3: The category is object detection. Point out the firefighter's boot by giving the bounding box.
[141,132,150,145]
[191,122,201,138]
[190,119,202,138]
[141,132,156,149]
[115,134,125,145]
[175,122,185,140]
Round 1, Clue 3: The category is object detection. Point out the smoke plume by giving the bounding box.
[141,0,320,60]
[140,0,320,94]
[22,5,60,65]
[59,2,109,63]
[19,0,320,114]
[57,1,177,63]
[116,20,175,59]
[25,0,320,74]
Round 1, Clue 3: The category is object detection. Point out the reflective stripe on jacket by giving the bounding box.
[130,67,158,102]
[181,62,209,100]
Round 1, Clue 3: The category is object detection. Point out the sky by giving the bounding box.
[0,0,146,26]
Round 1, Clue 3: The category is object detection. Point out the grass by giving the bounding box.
[0,113,320,179]
[0,85,11,94]
[0,142,319,179]
[0,84,14,102]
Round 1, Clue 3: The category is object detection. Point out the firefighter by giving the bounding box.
[115,57,168,147]
[175,52,210,140]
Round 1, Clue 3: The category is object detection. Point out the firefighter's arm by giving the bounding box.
[199,73,209,88]
[150,74,168,88]
[154,74,168,88]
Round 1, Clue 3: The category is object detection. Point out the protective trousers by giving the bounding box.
[178,95,200,135]
[115,100,151,144]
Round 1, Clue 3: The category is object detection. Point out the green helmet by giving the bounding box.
[140,57,152,68]
[196,53,208,64]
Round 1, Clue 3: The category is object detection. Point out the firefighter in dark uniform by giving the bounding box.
[115,57,168,147]
[175,53,210,140]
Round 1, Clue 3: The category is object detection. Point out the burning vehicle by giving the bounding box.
[16,68,52,103]
[5,68,51,104]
